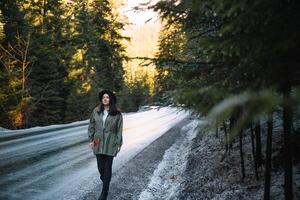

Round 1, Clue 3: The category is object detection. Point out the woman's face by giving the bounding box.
[102,93,110,106]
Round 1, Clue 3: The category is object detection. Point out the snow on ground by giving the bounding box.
[137,119,200,200]
[112,106,191,172]
[0,127,9,132]
[0,119,90,135]
[180,125,262,200]
[0,104,156,135]
[179,116,289,200]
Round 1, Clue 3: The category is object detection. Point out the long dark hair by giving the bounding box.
[98,90,121,116]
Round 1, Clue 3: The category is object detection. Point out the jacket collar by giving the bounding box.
[96,105,101,113]
[96,106,110,116]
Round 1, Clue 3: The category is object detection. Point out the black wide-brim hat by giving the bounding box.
[98,89,117,104]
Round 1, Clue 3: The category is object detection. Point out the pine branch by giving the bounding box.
[129,56,226,65]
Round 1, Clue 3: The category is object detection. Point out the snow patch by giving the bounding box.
[0,127,9,132]
[137,120,200,200]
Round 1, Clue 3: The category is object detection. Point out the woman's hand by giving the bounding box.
[89,141,94,149]
[89,138,99,149]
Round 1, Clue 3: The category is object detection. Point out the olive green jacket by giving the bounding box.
[87,106,123,157]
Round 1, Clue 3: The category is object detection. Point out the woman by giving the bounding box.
[87,89,123,200]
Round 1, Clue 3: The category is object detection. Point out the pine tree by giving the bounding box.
[0,0,30,128]
[152,0,300,199]
[64,0,127,121]
[24,0,70,126]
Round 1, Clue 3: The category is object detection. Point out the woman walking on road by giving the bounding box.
[88,89,123,200]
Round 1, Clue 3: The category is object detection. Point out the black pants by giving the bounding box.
[96,154,114,193]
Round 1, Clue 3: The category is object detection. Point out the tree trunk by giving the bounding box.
[255,120,263,167]
[229,115,235,149]
[250,122,259,180]
[239,129,245,180]
[215,122,219,138]
[282,81,293,200]
[223,121,228,152]
[264,112,273,200]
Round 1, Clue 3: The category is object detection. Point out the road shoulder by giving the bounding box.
[107,116,192,200]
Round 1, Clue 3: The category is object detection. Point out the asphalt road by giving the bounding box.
[0,107,190,200]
